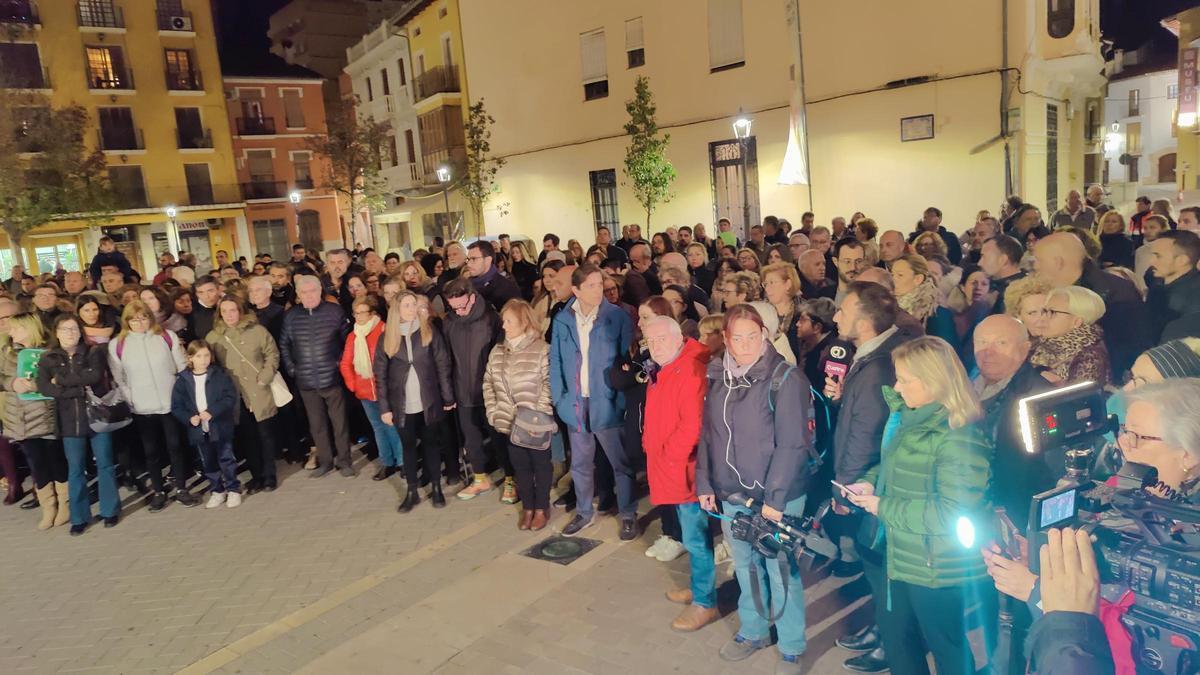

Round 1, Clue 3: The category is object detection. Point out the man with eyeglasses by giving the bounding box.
[31,283,63,330]
[833,238,868,306]
[442,277,505,499]
[464,240,520,313]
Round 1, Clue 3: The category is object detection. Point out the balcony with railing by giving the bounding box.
[0,0,39,25]
[166,68,202,91]
[77,2,123,29]
[88,68,134,91]
[177,127,212,149]
[236,116,277,135]
[1,65,49,90]
[293,176,314,190]
[413,65,460,102]
[113,185,148,209]
[241,180,287,200]
[417,104,464,181]
[97,127,144,151]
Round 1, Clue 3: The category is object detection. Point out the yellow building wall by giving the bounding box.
[12,0,244,274]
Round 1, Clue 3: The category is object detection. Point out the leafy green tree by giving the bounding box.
[306,96,391,248]
[623,76,676,231]
[460,99,506,236]
[0,91,116,268]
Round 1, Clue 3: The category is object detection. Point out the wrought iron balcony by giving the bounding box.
[97,127,144,151]
[236,116,277,135]
[177,127,212,149]
[166,68,202,91]
[77,2,123,28]
[241,180,287,200]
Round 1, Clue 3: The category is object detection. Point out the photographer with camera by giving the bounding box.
[843,336,995,675]
[695,304,816,674]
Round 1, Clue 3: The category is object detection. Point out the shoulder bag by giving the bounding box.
[223,335,293,407]
[511,405,556,451]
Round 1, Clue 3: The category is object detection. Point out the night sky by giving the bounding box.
[213,0,291,69]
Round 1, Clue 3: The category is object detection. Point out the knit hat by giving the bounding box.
[1144,340,1200,379]
[543,250,567,265]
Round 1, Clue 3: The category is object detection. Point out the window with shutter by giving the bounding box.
[625,17,644,69]
[580,29,608,100]
[282,90,305,128]
[707,0,745,72]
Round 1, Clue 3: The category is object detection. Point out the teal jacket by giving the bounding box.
[864,387,992,589]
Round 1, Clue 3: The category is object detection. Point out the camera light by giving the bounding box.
[956,516,976,549]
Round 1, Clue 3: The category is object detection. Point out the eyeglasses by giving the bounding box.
[1118,424,1163,449]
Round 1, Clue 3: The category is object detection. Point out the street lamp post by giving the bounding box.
[436,165,452,239]
[732,112,753,237]
[165,205,179,257]
[289,191,302,244]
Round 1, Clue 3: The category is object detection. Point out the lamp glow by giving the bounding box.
[165,206,177,219]
[1180,112,1198,128]
[436,165,451,183]
[289,191,301,205]
[956,516,976,549]
[732,116,752,139]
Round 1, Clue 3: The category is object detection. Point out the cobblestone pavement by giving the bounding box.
[1,457,876,674]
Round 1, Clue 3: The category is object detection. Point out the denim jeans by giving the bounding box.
[567,399,636,520]
[677,502,716,608]
[199,440,240,493]
[722,495,808,657]
[361,399,403,467]
[63,434,119,525]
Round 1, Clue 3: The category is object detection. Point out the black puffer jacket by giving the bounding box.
[36,345,112,438]
[441,295,500,408]
[831,325,920,484]
[279,301,349,390]
[373,327,454,427]
[695,343,816,510]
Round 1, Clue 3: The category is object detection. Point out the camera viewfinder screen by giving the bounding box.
[1040,489,1076,529]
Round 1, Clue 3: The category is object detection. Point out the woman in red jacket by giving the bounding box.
[340,297,402,480]
[640,314,717,633]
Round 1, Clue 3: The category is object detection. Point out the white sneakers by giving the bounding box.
[206,491,242,509]
[645,535,687,562]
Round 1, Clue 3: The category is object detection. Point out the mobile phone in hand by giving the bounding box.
[830,479,859,495]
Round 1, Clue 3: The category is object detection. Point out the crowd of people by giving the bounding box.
[3,186,1200,674]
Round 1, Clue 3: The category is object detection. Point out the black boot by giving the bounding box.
[430,482,446,508]
[837,624,880,652]
[397,484,420,513]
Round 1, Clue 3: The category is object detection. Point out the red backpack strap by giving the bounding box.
[162,332,174,350]
[116,336,125,360]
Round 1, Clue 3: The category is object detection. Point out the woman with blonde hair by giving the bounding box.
[483,299,554,530]
[2,313,67,529]
[760,262,803,358]
[1097,210,1134,269]
[844,336,992,675]
[1003,276,1053,332]
[375,291,455,512]
[1029,285,1111,386]
[891,254,957,344]
[736,248,762,273]
[109,300,194,510]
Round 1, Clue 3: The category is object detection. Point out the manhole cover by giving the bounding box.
[521,535,602,565]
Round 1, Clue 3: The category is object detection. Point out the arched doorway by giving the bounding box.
[1158,153,1177,184]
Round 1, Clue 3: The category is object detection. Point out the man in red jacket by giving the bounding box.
[641,315,718,632]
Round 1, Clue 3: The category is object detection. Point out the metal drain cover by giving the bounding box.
[521,536,602,565]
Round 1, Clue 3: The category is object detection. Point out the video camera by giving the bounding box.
[1015,382,1200,675]
[724,492,839,567]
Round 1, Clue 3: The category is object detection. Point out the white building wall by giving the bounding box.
[458,0,1101,243]
[1104,70,1178,187]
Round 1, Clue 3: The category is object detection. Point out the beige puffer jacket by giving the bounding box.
[0,343,57,441]
[482,333,552,436]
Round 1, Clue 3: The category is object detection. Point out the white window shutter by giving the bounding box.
[707,0,745,70]
[580,29,607,84]
[625,17,643,51]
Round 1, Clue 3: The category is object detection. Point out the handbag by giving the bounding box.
[224,335,293,407]
[510,406,556,451]
[86,386,132,433]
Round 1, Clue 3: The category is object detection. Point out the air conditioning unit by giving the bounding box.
[169,15,193,31]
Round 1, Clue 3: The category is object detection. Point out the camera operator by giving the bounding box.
[843,336,995,675]
[695,304,816,674]
[1026,528,1115,675]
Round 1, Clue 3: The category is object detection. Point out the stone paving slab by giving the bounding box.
[2,457,874,674]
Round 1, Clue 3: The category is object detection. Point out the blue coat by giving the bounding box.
[549,298,633,432]
[171,365,239,446]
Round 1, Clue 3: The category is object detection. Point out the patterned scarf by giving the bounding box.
[898,279,940,322]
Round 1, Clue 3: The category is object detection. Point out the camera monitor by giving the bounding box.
[1017,381,1109,456]
[1027,483,1080,573]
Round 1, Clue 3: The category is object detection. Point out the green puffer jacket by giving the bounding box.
[863,387,992,589]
